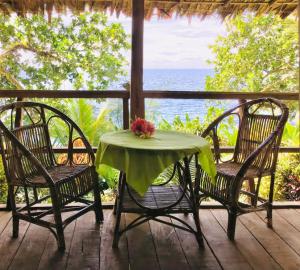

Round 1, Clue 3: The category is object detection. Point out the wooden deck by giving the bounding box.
[1,209,300,270]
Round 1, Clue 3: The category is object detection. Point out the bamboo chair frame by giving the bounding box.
[0,101,103,250]
[198,98,289,240]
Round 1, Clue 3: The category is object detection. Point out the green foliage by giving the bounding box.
[0,13,129,90]
[206,14,298,93]
[282,114,300,147]
[259,154,300,201]
[51,99,117,147]
[158,114,204,135]
[158,107,238,146]
[0,159,7,204]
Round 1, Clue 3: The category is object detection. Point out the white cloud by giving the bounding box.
[109,15,226,69]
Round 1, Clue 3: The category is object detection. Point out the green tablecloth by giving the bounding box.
[95,130,216,196]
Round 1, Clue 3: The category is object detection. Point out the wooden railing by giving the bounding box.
[0,89,299,152]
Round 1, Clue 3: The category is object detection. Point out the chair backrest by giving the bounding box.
[0,103,55,184]
[233,98,289,173]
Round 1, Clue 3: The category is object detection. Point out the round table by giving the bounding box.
[95,130,216,248]
[96,130,216,195]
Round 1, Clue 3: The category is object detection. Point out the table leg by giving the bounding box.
[113,172,123,215]
[112,171,126,248]
[183,157,204,248]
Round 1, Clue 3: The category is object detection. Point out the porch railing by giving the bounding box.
[0,89,298,153]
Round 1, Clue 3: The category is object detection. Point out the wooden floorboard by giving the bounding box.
[0,209,300,270]
[99,211,129,270]
[200,210,252,270]
[8,223,50,270]
[0,212,11,236]
[172,214,222,270]
[125,214,160,270]
[257,211,300,257]
[37,218,76,270]
[149,216,190,270]
[240,212,300,270]
[0,219,30,270]
[276,209,300,232]
[211,210,281,270]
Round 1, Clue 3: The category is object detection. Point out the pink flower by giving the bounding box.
[131,118,155,138]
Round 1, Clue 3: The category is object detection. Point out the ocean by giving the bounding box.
[107,69,234,126]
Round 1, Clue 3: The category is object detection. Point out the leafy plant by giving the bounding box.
[51,99,117,147]
[206,14,298,94]
[0,13,129,90]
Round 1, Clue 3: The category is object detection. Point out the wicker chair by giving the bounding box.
[0,102,103,250]
[197,98,288,240]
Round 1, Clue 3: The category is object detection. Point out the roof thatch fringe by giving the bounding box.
[0,0,297,19]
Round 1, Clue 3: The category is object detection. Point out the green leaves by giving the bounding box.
[0,13,129,90]
[205,14,298,93]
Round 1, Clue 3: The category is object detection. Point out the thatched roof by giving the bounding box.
[0,0,298,19]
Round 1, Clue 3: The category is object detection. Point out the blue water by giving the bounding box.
[144,69,214,123]
[106,69,235,126]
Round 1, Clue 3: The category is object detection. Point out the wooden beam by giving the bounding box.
[0,90,129,99]
[130,0,145,119]
[143,90,299,100]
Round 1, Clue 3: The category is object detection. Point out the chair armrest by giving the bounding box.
[201,104,242,163]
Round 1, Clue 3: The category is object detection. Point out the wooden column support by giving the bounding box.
[130,0,145,120]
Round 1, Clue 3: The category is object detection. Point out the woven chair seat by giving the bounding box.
[199,162,269,203]
[25,165,91,186]
[24,165,95,206]
[216,162,268,178]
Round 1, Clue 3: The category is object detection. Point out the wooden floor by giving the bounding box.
[1,209,300,270]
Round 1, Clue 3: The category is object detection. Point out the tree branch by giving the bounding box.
[0,66,24,90]
[0,42,63,62]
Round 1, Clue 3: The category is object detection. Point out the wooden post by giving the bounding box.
[130,0,145,120]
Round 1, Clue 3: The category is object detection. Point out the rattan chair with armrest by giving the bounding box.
[197,98,289,240]
[0,101,103,250]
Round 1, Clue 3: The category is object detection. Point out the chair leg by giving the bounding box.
[52,195,66,250]
[12,216,19,238]
[267,173,275,228]
[93,175,104,223]
[9,186,19,238]
[192,210,204,248]
[248,178,256,206]
[54,211,65,250]
[227,207,237,241]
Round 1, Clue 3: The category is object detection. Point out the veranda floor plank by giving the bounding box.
[0,211,11,236]
[65,211,101,270]
[8,223,50,270]
[257,211,300,257]
[240,212,300,270]
[2,209,300,270]
[276,209,300,232]
[99,210,129,270]
[149,216,190,270]
[0,219,30,270]
[199,209,252,270]
[172,214,222,270]
[125,213,160,270]
[211,210,281,270]
[37,218,76,270]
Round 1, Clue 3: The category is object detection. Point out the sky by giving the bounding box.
[108,15,226,69]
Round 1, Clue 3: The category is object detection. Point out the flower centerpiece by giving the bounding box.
[131,117,155,139]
